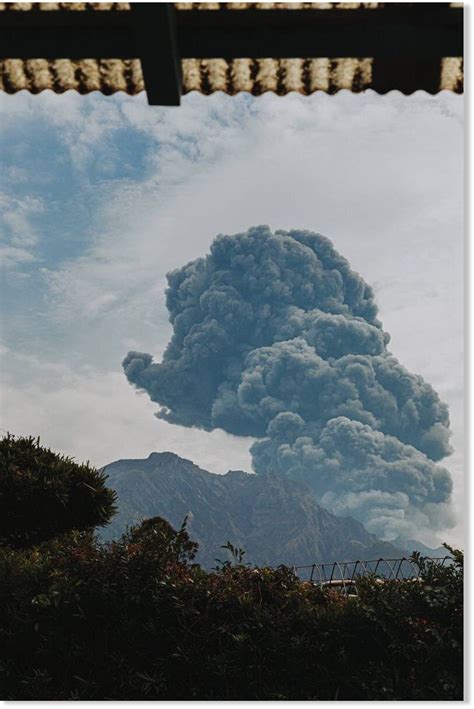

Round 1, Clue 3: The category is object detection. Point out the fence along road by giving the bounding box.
[293,556,453,595]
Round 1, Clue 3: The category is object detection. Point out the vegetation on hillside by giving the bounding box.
[0,436,463,700]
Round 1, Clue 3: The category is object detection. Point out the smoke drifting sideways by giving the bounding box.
[123,226,454,540]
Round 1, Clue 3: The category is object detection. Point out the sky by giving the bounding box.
[0,88,464,545]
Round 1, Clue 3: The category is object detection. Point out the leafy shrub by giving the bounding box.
[127,515,198,565]
[0,436,463,700]
[0,525,463,700]
[0,435,116,548]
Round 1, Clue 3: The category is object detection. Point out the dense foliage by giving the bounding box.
[0,524,463,700]
[0,435,116,547]
[0,436,463,700]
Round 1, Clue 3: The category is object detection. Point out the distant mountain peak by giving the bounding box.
[394,537,450,558]
[102,452,405,567]
[225,469,251,478]
[148,451,189,462]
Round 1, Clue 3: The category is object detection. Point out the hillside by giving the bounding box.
[393,537,449,559]
[101,452,404,567]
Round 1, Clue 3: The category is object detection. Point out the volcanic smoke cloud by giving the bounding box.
[123,226,454,540]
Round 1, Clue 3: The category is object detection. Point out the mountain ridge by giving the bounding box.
[101,451,409,567]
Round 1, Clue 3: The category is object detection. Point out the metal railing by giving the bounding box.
[293,556,453,594]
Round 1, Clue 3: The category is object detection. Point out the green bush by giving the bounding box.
[0,436,463,700]
[0,525,463,700]
[0,435,116,548]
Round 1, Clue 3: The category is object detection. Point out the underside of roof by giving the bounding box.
[0,2,464,103]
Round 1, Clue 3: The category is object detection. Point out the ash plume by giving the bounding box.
[123,225,454,540]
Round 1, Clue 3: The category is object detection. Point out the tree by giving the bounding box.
[126,515,198,565]
[0,434,116,548]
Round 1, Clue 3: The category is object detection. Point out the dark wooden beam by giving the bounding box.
[176,5,463,60]
[131,3,181,106]
[371,57,443,95]
[0,5,463,60]
[0,10,135,58]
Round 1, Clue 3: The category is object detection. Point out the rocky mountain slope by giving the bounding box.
[101,452,405,568]
[393,538,449,559]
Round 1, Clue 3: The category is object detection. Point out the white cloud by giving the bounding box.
[0,245,35,268]
[0,192,44,267]
[0,352,253,474]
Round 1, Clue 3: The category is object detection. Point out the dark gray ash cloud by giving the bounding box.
[123,225,454,539]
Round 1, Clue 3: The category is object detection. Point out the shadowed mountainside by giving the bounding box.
[101,452,405,567]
